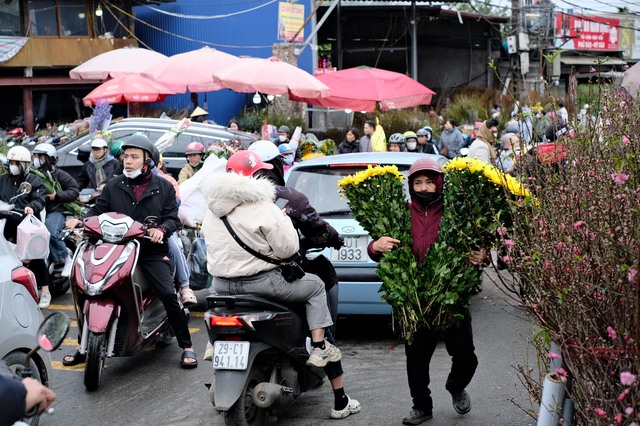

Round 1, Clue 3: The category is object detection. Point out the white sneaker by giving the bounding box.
[203,341,214,361]
[306,340,342,368]
[61,256,73,278]
[38,292,51,309]
[331,396,362,419]
[180,287,197,306]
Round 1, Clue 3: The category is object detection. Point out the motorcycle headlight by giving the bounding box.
[101,222,128,243]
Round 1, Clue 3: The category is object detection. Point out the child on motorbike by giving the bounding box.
[0,146,50,308]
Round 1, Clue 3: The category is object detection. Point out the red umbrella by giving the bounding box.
[211,56,330,98]
[70,47,167,80]
[289,66,436,112]
[82,74,176,107]
[141,46,241,93]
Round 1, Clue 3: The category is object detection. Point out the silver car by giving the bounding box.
[285,152,448,315]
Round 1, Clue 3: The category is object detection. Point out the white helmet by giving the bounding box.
[7,146,31,163]
[248,140,280,162]
[32,143,58,164]
[91,137,108,149]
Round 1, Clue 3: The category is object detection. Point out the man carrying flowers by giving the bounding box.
[367,158,489,425]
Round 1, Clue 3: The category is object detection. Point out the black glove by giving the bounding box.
[331,235,344,250]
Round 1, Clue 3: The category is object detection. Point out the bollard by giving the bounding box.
[537,373,567,426]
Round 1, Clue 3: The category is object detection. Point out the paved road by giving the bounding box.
[43,271,536,426]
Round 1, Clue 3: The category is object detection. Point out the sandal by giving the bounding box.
[181,350,198,369]
[62,349,86,366]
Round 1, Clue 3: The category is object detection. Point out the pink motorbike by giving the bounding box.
[70,212,178,391]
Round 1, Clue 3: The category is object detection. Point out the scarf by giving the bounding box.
[476,122,497,163]
[89,154,114,187]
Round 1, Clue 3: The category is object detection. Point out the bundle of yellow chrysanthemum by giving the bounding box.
[338,159,531,340]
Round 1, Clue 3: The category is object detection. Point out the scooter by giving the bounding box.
[69,212,178,391]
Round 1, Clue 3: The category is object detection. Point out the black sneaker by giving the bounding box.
[451,390,472,414]
[402,409,433,425]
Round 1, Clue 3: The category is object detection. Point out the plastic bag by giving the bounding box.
[16,215,51,261]
[188,233,210,290]
[178,155,226,227]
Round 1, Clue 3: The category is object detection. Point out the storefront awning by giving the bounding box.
[561,56,627,66]
[0,37,28,64]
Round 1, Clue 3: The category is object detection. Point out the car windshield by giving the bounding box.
[287,165,412,216]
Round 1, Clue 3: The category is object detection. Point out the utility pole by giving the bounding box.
[510,0,528,98]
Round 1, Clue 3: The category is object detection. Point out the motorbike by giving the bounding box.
[1,311,70,426]
[69,212,179,391]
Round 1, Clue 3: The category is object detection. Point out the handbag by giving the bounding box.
[221,216,305,283]
[16,215,51,261]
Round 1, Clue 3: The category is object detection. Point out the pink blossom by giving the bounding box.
[593,291,605,301]
[573,221,586,231]
[619,389,629,401]
[622,135,630,144]
[502,256,511,263]
[556,241,566,251]
[611,173,629,185]
[504,239,515,249]
[593,408,607,418]
[625,407,634,415]
[555,367,568,377]
[628,269,638,284]
[497,226,507,237]
[607,326,617,340]
[620,371,637,386]
[548,351,561,359]
[589,66,596,72]
[615,413,624,424]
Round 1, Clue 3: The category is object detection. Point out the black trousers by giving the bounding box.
[404,312,478,413]
[137,249,192,349]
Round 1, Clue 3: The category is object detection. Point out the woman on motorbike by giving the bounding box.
[0,146,50,308]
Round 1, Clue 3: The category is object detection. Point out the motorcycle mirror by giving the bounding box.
[58,124,64,132]
[18,182,32,195]
[36,312,70,352]
[7,141,15,148]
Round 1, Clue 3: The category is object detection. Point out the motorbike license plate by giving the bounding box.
[331,235,368,262]
[212,341,250,370]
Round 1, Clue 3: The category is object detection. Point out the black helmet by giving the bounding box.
[122,134,155,160]
[277,125,291,134]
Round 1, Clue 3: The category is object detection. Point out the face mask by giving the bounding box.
[9,165,21,176]
[414,191,442,208]
[282,154,294,165]
[33,158,41,169]
[123,168,143,179]
[406,141,417,150]
[278,135,287,142]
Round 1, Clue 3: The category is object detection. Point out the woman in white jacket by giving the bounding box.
[201,151,341,369]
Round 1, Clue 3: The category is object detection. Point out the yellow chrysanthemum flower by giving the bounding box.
[302,152,325,161]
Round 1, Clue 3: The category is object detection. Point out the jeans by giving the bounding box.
[405,312,478,413]
[44,211,68,263]
[167,233,189,287]
[213,268,333,330]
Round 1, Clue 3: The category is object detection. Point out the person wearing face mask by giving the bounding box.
[64,134,198,369]
[338,128,361,154]
[403,131,426,154]
[278,143,297,173]
[276,125,291,146]
[76,137,119,191]
[367,157,488,425]
[32,143,79,291]
[0,146,50,307]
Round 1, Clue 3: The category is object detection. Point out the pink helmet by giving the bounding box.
[185,142,205,155]
[226,151,273,177]
[409,157,443,178]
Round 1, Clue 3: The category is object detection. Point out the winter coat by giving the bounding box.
[178,163,200,184]
[0,172,46,241]
[439,128,464,159]
[467,122,496,164]
[201,173,299,278]
[359,135,373,152]
[0,371,27,426]
[338,138,361,154]
[43,167,80,214]
[76,157,119,190]
[85,173,180,250]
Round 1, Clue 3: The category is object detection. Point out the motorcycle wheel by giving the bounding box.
[49,273,69,297]
[84,332,106,391]
[224,364,268,426]
[3,350,44,425]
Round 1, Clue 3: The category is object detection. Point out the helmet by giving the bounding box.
[7,146,31,163]
[277,125,291,134]
[91,137,108,149]
[388,133,406,144]
[185,142,205,155]
[249,140,280,162]
[403,131,418,140]
[32,143,58,165]
[110,140,124,157]
[278,143,294,155]
[416,128,429,136]
[226,151,273,176]
[409,157,443,178]
[121,134,155,159]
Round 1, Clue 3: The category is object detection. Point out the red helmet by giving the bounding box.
[409,157,443,178]
[185,142,205,156]
[226,151,273,177]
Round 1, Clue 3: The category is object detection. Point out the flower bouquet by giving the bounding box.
[29,168,85,217]
[338,159,530,340]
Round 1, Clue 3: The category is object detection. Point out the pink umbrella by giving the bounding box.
[289,66,436,112]
[82,74,176,107]
[70,47,168,80]
[211,56,330,98]
[141,46,240,93]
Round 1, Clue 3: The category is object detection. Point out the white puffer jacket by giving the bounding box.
[201,172,299,278]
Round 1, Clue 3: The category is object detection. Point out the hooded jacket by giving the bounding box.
[201,173,300,278]
[467,122,497,164]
